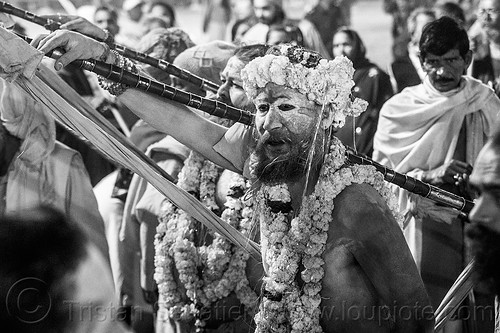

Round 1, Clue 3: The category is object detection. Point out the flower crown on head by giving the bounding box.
[241,44,368,127]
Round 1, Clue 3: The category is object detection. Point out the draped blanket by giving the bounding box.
[374,76,499,175]
[373,75,500,267]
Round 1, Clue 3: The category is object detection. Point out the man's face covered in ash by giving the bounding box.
[251,83,326,183]
[467,143,500,296]
[217,56,256,112]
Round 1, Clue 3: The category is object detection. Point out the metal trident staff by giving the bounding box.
[0,1,220,93]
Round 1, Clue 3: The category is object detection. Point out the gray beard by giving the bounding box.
[251,129,325,184]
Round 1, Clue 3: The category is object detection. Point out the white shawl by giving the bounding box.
[373,76,500,267]
[1,81,57,212]
[373,76,499,175]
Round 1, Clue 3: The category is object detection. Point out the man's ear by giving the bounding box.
[464,50,473,70]
[418,51,425,68]
[320,106,335,130]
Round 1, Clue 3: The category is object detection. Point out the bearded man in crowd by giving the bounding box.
[467,125,500,332]
[33,25,434,331]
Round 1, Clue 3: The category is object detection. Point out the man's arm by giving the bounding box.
[118,89,237,171]
[33,30,238,171]
[327,183,434,332]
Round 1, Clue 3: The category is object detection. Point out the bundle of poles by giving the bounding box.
[2,2,478,329]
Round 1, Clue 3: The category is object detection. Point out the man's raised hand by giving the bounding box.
[31,30,107,71]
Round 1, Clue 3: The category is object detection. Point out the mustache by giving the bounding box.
[434,77,454,83]
[260,131,293,145]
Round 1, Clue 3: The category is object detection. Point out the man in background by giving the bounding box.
[241,0,329,57]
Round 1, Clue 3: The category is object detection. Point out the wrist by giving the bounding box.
[98,42,111,63]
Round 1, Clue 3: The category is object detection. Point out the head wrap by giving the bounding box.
[137,27,195,63]
[1,81,55,165]
[334,27,369,70]
[137,27,195,82]
[173,40,237,85]
[241,44,368,127]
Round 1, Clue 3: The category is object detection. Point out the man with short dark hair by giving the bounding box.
[374,16,500,330]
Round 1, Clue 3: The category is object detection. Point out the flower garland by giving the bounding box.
[154,150,259,328]
[254,137,401,333]
[241,44,368,127]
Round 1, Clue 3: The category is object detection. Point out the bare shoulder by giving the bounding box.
[333,183,396,225]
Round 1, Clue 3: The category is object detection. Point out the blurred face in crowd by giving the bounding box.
[94,9,119,37]
[217,56,254,112]
[478,0,500,42]
[253,0,279,25]
[420,48,472,92]
[332,31,354,60]
[231,0,254,21]
[149,3,174,27]
[467,142,500,296]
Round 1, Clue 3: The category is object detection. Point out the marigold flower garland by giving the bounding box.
[154,150,259,330]
[254,137,401,333]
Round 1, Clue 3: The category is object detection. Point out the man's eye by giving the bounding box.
[279,104,295,111]
[232,82,244,90]
[258,104,269,112]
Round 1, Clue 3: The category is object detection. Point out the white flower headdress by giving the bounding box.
[241,44,368,127]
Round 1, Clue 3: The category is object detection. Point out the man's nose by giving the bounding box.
[436,67,445,76]
[263,107,282,131]
[216,82,230,102]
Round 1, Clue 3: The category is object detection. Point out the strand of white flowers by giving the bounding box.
[155,151,262,323]
[255,137,401,333]
[154,151,205,320]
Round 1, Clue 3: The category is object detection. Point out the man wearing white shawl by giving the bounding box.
[373,17,500,326]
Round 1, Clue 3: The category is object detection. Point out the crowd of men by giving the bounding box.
[2,0,500,333]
